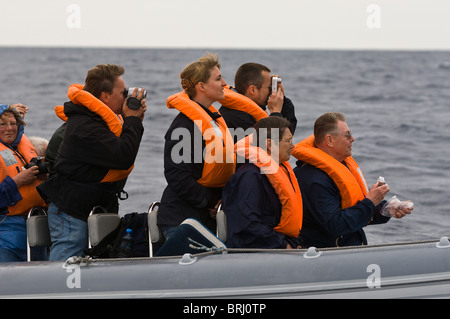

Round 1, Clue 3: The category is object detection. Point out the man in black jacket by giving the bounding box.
[38,64,147,261]
[219,62,297,134]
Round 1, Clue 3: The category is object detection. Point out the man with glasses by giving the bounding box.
[292,112,412,248]
[0,104,47,262]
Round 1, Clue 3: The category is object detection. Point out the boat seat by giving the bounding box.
[216,209,227,243]
[26,207,51,261]
[87,206,121,248]
[147,201,164,257]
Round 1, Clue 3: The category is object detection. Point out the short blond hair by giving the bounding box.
[180,53,221,98]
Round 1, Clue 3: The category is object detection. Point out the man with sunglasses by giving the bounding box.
[38,64,147,261]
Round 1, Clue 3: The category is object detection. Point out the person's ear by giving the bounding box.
[100,91,109,104]
[266,138,272,155]
[325,134,334,147]
[196,82,206,93]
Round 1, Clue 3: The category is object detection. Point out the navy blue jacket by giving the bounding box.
[157,105,223,232]
[222,163,299,249]
[294,161,389,248]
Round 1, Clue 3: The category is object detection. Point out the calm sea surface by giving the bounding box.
[1,47,449,244]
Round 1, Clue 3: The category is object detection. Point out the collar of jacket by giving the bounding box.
[65,84,123,137]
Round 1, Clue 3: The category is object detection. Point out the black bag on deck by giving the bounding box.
[85,212,149,258]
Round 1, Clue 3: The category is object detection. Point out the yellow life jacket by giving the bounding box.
[235,134,303,237]
[292,135,369,209]
[218,86,268,121]
[66,84,133,183]
[0,135,47,215]
[166,91,236,188]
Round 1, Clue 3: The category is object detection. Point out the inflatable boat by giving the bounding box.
[0,205,449,299]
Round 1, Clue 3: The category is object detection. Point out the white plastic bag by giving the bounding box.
[381,195,414,218]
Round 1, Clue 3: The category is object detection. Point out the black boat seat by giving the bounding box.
[87,206,121,248]
[26,207,51,261]
[216,209,227,243]
[147,201,164,257]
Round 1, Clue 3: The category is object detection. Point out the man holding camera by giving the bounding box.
[219,62,297,135]
[38,64,147,261]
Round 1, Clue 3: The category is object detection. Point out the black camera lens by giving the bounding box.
[126,98,141,110]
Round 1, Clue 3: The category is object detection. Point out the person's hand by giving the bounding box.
[267,81,284,114]
[12,166,39,188]
[390,202,414,218]
[122,87,147,121]
[366,183,390,206]
[384,198,414,218]
[12,104,29,118]
[208,199,222,220]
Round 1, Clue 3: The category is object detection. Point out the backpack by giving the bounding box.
[85,212,149,258]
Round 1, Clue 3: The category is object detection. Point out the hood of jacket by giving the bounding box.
[0,104,25,148]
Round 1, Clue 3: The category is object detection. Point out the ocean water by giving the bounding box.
[1,47,449,244]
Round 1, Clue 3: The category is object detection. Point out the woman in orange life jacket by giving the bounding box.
[158,53,236,239]
[0,104,47,262]
[222,116,303,249]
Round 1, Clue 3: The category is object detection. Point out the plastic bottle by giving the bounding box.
[119,228,133,257]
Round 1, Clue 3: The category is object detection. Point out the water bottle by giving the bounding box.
[119,228,133,257]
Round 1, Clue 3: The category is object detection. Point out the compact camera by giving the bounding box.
[24,156,51,174]
[123,87,147,110]
[271,76,282,94]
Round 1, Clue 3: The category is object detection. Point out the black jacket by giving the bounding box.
[157,105,223,232]
[37,101,144,221]
[219,95,298,134]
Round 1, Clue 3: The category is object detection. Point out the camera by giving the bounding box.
[24,156,51,175]
[271,76,282,94]
[123,87,147,110]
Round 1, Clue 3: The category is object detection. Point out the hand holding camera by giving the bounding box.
[24,156,51,175]
[122,87,147,121]
[12,165,40,188]
[267,76,284,114]
[124,87,147,110]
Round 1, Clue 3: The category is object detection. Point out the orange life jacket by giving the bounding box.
[166,91,236,188]
[54,105,67,122]
[0,135,47,215]
[235,134,303,237]
[65,84,134,183]
[218,86,268,121]
[292,135,369,209]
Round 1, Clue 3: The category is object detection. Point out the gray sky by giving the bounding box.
[1,0,450,50]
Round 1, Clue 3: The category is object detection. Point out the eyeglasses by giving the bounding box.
[0,122,18,130]
[331,130,353,139]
